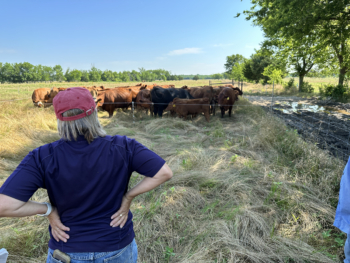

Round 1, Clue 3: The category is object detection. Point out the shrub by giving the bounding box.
[319,84,348,100]
[300,82,314,93]
[283,78,297,93]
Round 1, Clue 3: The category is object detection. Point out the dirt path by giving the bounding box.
[245,95,350,162]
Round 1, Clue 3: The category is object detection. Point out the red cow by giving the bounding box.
[218,87,239,118]
[165,97,210,122]
[135,89,152,113]
[95,88,133,117]
[32,88,51,107]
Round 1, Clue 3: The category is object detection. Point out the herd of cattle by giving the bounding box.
[31,83,243,122]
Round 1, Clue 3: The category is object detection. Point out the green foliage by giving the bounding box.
[164,246,175,262]
[89,66,102,82]
[52,65,66,81]
[319,84,348,100]
[262,65,283,84]
[193,75,199,81]
[65,69,82,82]
[241,0,350,85]
[0,62,194,83]
[80,70,90,82]
[283,78,297,92]
[231,63,246,81]
[243,59,256,82]
[224,54,246,74]
[212,73,223,79]
[243,52,282,83]
[179,74,214,80]
[300,82,314,93]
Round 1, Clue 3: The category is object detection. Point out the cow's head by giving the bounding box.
[165,102,175,112]
[95,93,105,108]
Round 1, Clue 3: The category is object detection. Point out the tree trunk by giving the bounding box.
[339,67,346,86]
[298,74,305,92]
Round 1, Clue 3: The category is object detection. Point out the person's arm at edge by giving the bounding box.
[110,163,173,228]
[0,195,70,243]
[0,195,47,217]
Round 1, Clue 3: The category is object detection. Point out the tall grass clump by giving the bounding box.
[0,96,346,262]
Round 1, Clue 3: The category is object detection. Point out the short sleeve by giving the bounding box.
[130,140,166,177]
[0,149,44,202]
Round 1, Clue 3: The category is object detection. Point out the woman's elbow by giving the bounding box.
[166,170,173,180]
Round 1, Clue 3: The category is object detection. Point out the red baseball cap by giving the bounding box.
[53,87,96,121]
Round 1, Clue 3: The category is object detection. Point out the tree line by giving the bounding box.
[0,62,229,84]
[230,0,350,92]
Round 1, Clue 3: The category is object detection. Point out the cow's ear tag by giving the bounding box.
[173,104,176,107]
[227,97,230,100]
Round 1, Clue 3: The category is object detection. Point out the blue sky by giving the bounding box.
[0,0,264,75]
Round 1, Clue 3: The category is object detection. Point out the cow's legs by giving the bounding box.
[158,108,163,118]
[204,111,210,122]
[221,107,225,118]
[229,107,232,117]
[153,105,158,117]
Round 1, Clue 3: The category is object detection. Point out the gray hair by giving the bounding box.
[57,108,106,144]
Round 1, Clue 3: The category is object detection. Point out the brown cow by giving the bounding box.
[158,85,175,89]
[32,88,51,107]
[140,84,155,90]
[95,88,133,118]
[42,87,66,107]
[165,97,210,122]
[189,86,215,100]
[135,89,152,113]
[218,87,239,118]
[89,89,98,100]
[189,86,216,115]
[115,86,141,101]
[164,101,177,117]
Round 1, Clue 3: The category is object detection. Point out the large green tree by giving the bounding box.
[263,34,333,91]
[89,66,102,82]
[241,0,350,85]
[65,69,82,82]
[52,65,66,81]
[224,54,246,74]
[101,70,115,82]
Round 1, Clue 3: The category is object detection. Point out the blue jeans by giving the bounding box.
[345,236,350,263]
[46,238,137,263]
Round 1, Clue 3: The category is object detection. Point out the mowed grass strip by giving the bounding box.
[0,95,345,262]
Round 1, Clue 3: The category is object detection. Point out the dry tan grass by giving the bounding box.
[0,95,345,262]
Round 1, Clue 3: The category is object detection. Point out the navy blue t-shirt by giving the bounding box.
[0,135,165,253]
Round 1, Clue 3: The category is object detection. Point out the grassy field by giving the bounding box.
[0,84,346,262]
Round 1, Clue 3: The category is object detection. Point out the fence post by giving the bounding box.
[270,81,274,111]
[232,79,233,85]
[132,101,135,123]
[240,80,243,93]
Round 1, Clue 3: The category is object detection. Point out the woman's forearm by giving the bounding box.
[0,194,47,217]
[126,163,173,199]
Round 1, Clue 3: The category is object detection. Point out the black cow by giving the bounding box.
[150,87,194,117]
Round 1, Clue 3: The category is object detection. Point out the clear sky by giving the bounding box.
[0,0,264,75]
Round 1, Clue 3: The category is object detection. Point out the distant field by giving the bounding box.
[0,79,216,101]
[0,77,341,101]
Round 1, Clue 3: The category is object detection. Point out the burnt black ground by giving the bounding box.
[269,105,350,162]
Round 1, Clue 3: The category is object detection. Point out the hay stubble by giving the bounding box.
[0,96,345,262]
